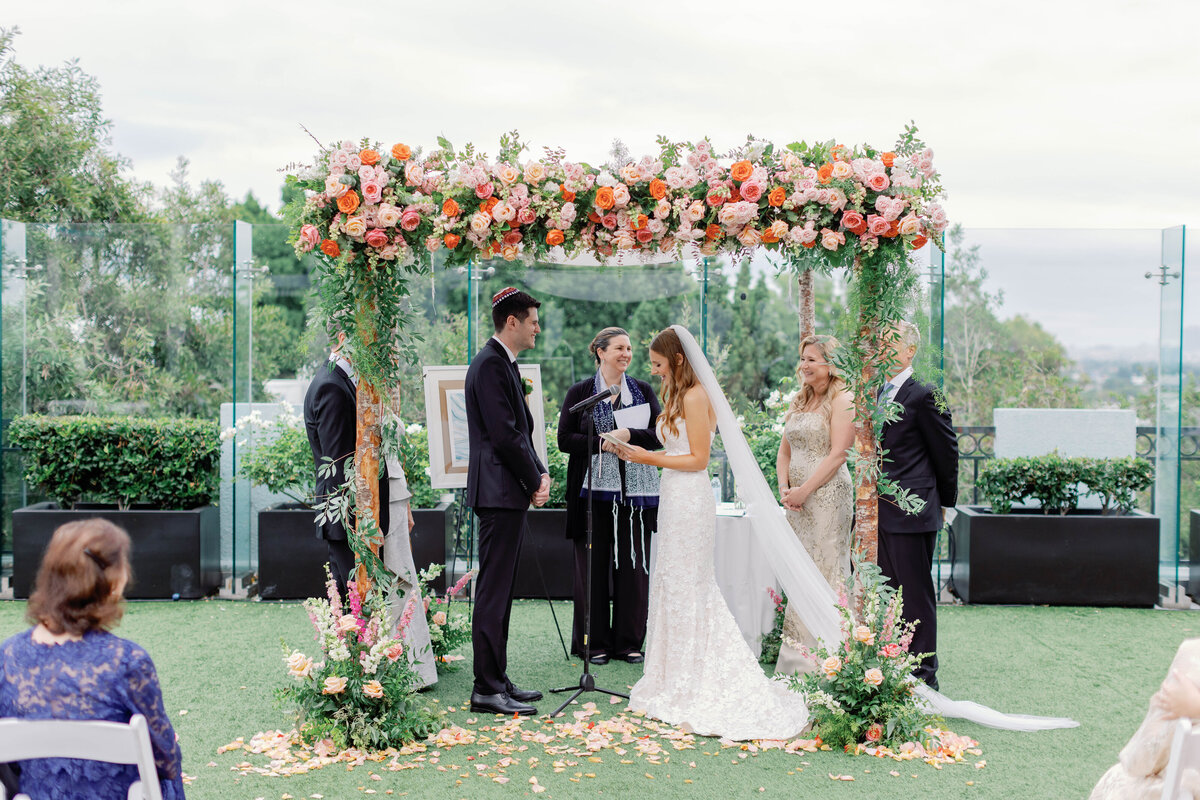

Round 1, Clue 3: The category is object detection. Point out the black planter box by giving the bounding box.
[257,502,451,600]
[515,509,573,600]
[948,505,1159,607]
[13,502,220,600]
[1189,510,1200,599]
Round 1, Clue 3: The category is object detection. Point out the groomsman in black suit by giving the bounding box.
[465,288,550,716]
[303,330,388,600]
[877,321,958,690]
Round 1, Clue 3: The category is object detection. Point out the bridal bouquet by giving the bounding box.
[789,559,936,749]
[277,573,441,750]
[416,563,475,669]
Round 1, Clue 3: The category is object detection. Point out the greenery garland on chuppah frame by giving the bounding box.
[282,125,947,593]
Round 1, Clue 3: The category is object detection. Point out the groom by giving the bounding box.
[465,288,550,716]
[877,321,958,690]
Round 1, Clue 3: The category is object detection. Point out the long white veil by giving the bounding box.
[671,325,1077,731]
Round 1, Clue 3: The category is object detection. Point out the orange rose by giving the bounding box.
[442,198,461,217]
[705,224,723,241]
[883,221,900,238]
[831,144,850,162]
[561,189,576,202]
[909,234,928,249]
[359,149,379,166]
[730,161,753,182]
[648,179,667,200]
[801,239,816,249]
[881,151,896,168]
[761,227,780,244]
[483,197,499,216]
[631,214,648,230]
[391,143,412,161]
[546,229,565,246]
[768,187,787,207]
[817,163,834,185]
[595,186,615,210]
[337,191,360,214]
[320,239,340,258]
[443,233,461,249]
[587,211,601,223]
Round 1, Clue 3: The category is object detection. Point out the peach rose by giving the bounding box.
[424,234,442,253]
[831,161,853,180]
[322,676,348,694]
[611,184,630,207]
[880,643,903,658]
[863,668,884,687]
[469,212,491,235]
[769,220,788,239]
[362,679,384,699]
[898,214,921,236]
[385,642,404,661]
[343,216,368,238]
[841,211,866,234]
[853,625,875,645]
[821,228,846,251]
[404,162,424,186]
[365,228,388,248]
[287,652,313,679]
[376,203,401,227]
[325,176,348,199]
[501,244,519,261]
[337,614,360,633]
[822,656,842,678]
[736,226,762,248]
[686,201,706,223]
[497,164,519,184]
[523,162,546,184]
[546,229,565,246]
[391,143,412,161]
[432,611,448,626]
[492,202,516,223]
[865,723,883,742]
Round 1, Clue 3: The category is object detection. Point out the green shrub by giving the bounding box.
[9,415,219,509]
[978,453,1153,515]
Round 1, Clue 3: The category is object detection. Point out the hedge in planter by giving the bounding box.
[10,415,220,598]
[951,453,1158,607]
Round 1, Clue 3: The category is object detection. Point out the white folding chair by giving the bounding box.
[0,714,163,800]
[1162,719,1200,800]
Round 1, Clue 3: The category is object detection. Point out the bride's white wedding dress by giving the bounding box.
[628,417,809,740]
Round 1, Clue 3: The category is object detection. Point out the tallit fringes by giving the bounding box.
[611,501,620,568]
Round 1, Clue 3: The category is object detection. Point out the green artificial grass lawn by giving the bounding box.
[1,598,1197,799]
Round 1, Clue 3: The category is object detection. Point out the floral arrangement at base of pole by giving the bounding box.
[759,586,787,666]
[789,556,961,754]
[417,564,476,670]
[277,572,441,751]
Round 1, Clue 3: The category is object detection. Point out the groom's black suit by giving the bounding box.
[878,377,957,689]
[465,337,547,696]
[303,361,388,599]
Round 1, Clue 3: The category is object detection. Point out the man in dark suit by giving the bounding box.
[877,321,958,690]
[465,288,550,716]
[303,330,388,600]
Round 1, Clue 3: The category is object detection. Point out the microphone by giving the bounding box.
[570,384,620,414]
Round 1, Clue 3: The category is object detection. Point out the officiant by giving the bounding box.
[557,327,663,666]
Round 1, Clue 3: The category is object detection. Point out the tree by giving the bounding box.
[0,28,148,223]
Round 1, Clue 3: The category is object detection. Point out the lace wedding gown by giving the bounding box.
[628,417,810,740]
[776,412,853,676]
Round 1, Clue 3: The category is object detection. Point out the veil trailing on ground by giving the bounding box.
[670,325,1077,732]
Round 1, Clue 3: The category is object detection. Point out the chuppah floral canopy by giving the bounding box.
[283,126,949,591]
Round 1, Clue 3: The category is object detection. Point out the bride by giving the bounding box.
[614,324,1077,739]
[613,326,809,739]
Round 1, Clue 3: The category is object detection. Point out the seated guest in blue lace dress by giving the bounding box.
[0,519,186,799]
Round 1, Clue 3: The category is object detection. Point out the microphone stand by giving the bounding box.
[551,396,628,715]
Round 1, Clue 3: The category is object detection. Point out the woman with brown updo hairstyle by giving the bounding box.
[773,334,854,677]
[557,326,662,665]
[0,519,186,799]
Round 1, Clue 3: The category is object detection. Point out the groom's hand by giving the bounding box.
[532,473,551,507]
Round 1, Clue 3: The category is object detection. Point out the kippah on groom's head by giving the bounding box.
[491,288,541,332]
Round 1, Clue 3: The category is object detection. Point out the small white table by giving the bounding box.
[713,505,778,660]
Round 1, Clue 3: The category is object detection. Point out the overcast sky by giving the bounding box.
[6,0,1199,351]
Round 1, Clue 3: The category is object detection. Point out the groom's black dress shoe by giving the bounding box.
[588,653,610,665]
[470,691,537,716]
[620,651,644,664]
[507,685,543,703]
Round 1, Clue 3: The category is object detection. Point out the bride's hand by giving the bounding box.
[616,443,649,464]
[1154,669,1200,719]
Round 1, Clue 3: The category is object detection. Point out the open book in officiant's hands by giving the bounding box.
[599,431,628,449]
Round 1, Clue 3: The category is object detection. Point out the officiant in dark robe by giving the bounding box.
[557,327,662,665]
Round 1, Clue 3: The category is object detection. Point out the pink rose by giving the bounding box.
[841,211,866,233]
[517,206,536,225]
[424,234,441,253]
[385,642,405,662]
[324,176,348,199]
[365,229,389,248]
[636,228,654,243]
[361,180,383,205]
[400,210,421,231]
[298,224,319,251]
[738,181,764,203]
[601,213,618,230]
[475,181,494,200]
[559,202,577,223]
[866,173,890,192]
[880,643,902,658]
[820,228,846,251]
[866,214,890,236]
[865,723,883,743]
